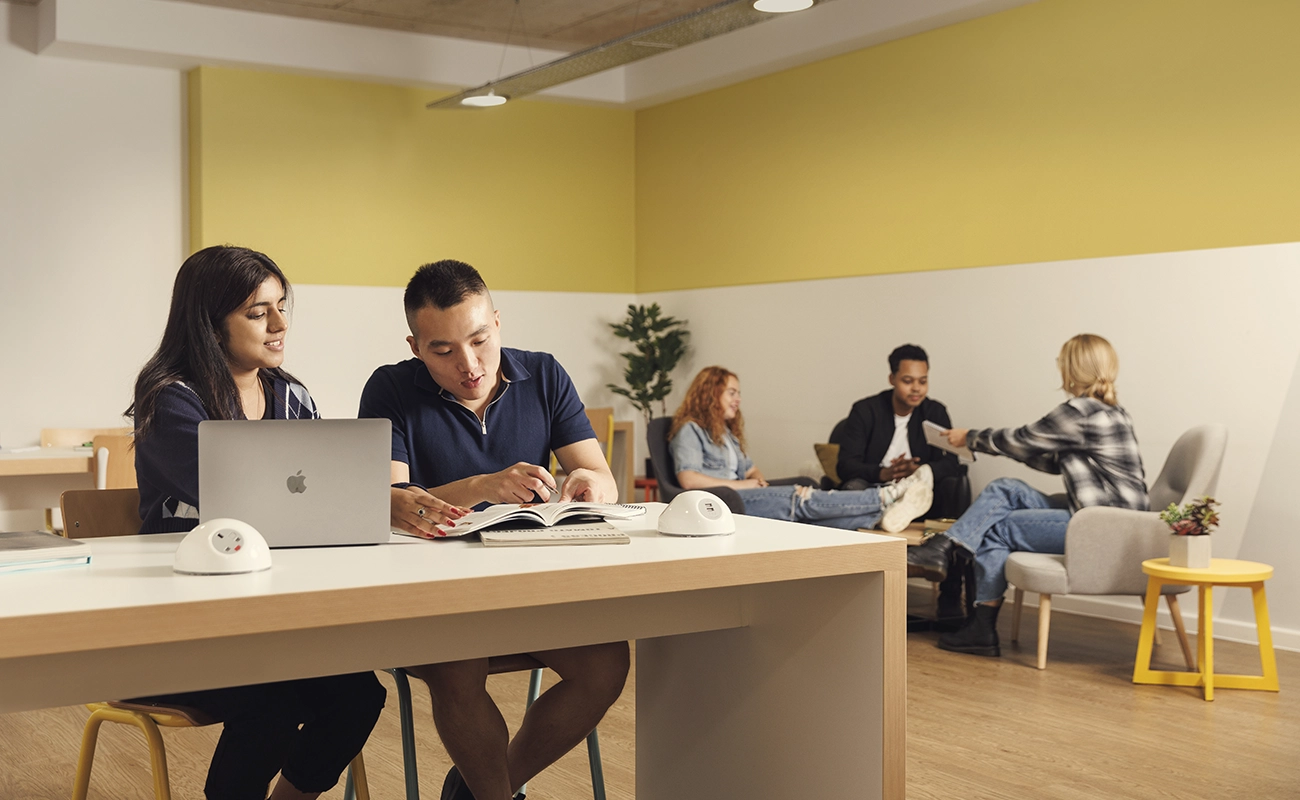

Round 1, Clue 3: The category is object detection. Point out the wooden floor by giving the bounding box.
[2,584,1296,799]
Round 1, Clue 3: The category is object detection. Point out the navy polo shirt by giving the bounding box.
[358,348,595,491]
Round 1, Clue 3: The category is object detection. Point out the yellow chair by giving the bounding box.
[550,406,617,475]
[60,488,370,800]
[585,407,616,466]
[39,428,133,530]
[1133,557,1279,701]
[91,433,137,490]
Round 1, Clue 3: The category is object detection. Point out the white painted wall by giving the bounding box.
[287,285,639,422]
[1222,347,1300,637]
[0,5,183,448]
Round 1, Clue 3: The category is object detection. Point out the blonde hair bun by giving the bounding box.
[1059,334,1119,406]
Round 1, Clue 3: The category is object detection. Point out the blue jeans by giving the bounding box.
[737,485,883,531]
[943,478,1072,603]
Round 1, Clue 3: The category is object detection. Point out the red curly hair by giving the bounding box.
[669,366,746,452]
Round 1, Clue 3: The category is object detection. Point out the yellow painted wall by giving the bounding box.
[190,67,636,291]
[635,0,1300,291]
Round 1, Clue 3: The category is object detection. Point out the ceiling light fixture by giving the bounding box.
[752,0,814,12]
[428,0,826,110]
[461,92,509,107]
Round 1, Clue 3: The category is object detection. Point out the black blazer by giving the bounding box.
[832,390,962,485]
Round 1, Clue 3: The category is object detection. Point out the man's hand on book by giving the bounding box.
[560,468,618,503]
[478,462,559,503]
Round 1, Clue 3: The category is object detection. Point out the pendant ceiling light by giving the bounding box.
[430,0,826,110]
[752,0,814,11]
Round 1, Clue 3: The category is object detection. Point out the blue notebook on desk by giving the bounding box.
[0,530,91,574]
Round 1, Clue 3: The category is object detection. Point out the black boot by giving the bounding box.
[937,602,1002,657]
[906,533,954,583]
[933,589,966,632]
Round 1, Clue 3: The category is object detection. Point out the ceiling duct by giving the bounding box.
[427,0,825,110]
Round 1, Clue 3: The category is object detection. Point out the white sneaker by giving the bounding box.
[880,465,934,533]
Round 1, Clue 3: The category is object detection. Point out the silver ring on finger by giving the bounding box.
[417,507,425,518]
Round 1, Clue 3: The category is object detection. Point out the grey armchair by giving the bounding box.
[1004,424,1228,669]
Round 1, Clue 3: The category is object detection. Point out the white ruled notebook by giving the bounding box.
[479,522,631,547]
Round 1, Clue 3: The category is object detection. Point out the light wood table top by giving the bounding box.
[0,447,94,478]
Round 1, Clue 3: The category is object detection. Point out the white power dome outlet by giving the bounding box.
[658,490,736,536]
[174,518,273,575]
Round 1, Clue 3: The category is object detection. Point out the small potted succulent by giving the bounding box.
[1159,496,1219,568]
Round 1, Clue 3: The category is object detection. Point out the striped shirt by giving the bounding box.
[968,397,1148,513]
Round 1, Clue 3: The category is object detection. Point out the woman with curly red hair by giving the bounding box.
[669,366,933,532]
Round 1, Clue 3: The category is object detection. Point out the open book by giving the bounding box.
[0,530,92,574]
[923,420,974,463]
[397,502,647,540]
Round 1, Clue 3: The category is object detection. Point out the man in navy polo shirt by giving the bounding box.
[359,260,626,800]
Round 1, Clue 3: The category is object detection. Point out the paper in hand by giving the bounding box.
[923,420,974,463]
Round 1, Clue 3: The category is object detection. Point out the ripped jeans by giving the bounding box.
[736,485,884,530]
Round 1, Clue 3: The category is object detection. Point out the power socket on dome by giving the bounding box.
[174,518,272,575]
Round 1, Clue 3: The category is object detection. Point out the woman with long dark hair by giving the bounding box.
[127,245,457,800]
[669,366,934,532]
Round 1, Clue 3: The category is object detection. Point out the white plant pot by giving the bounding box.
[1169,534,1211,569]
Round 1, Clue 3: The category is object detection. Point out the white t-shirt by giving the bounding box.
[880,413,913,467]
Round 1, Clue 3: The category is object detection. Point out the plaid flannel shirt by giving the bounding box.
[968,397,1148,513]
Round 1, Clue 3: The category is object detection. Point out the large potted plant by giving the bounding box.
[1160,496,1219,568]
[607,303,689,433]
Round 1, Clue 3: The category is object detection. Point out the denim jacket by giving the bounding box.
[669,420,753,481]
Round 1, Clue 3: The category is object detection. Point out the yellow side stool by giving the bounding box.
[1133,558,1279,701]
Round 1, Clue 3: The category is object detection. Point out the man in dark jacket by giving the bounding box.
[832,344,970,622]
[833,344,966,516]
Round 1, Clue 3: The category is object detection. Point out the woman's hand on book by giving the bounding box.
[391,487,469,538]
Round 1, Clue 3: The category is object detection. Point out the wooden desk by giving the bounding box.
[0,508,905,800]
[0,448,93,478]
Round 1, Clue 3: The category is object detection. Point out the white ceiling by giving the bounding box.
[29,0,1037,108]
[164,0,725,51]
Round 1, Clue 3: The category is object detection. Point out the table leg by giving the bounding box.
[1199,585,1214,701]
[1132,578,1162,683]
[1165,594,1196,671]
[637,571,903,800]
[1251,583,1280,692]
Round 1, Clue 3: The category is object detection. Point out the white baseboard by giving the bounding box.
[1011,592,1300,653]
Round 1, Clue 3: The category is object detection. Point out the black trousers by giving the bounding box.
[140,672,386,800]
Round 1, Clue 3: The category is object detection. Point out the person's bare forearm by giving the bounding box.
[426,475,487,507]
[677,470,749,490]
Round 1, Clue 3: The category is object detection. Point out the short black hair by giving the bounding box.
[888,344,928,374]
[404,260,489,320]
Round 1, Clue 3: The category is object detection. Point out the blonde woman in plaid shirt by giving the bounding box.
[906,334,1148,657]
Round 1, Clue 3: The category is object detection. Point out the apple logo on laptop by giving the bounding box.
[286,470,307,494]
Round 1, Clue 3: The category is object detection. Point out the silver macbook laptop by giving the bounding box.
[198,419,391,547]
